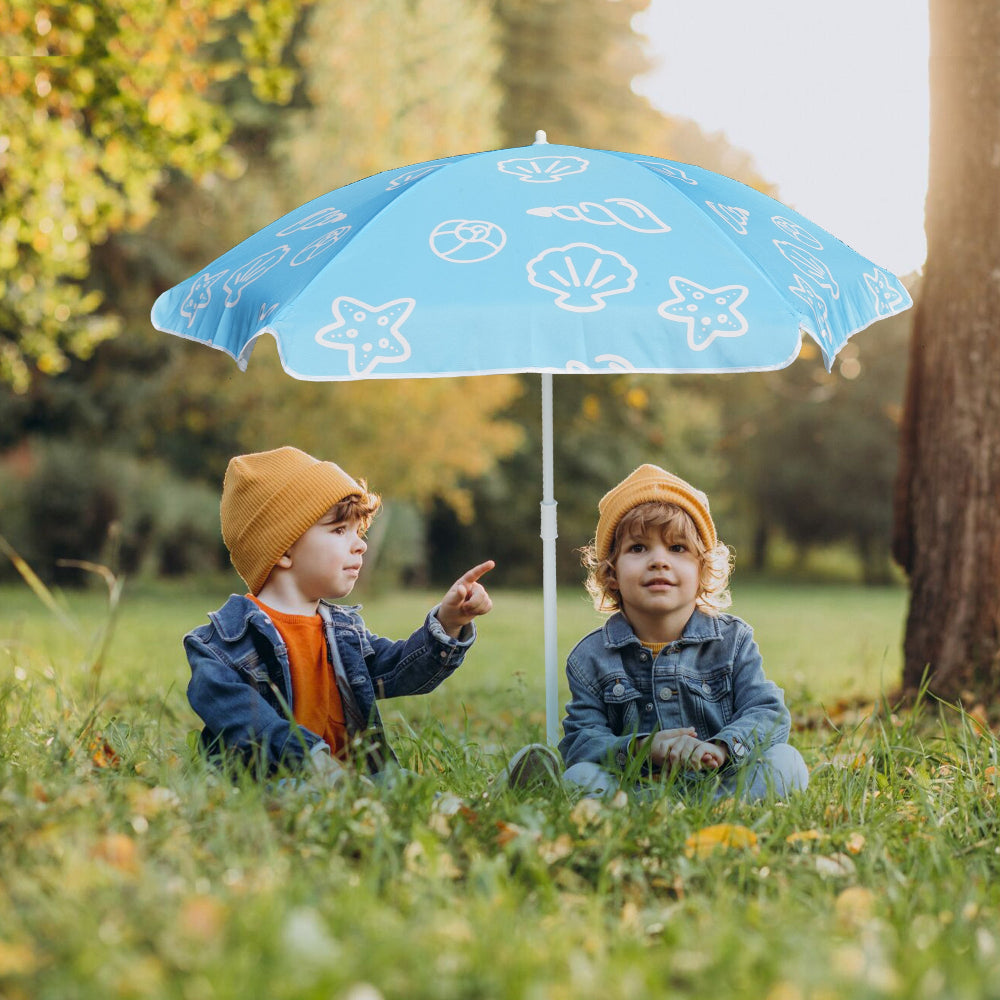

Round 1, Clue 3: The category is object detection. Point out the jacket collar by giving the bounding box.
[207,594,266,642]
[601,608,723,649]
[207,594,364,641]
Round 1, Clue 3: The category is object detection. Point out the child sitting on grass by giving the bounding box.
[184,446,493,782]
[558,463,807,800]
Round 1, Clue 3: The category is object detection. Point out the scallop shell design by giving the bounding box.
[527,243,637,312]
[497,155,589,183]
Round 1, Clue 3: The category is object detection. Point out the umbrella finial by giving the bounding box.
[533,130,548,145]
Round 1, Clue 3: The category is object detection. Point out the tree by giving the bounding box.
[893,1,1000,700]
[718,304,913,584]
[0,0,302,393]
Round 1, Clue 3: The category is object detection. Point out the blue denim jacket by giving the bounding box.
[559,609,790,773]
[184,594,474,774]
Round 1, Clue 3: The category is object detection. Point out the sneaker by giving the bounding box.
[501,743,563,790]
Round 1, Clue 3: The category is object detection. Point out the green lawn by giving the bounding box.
[3,578,999,1000]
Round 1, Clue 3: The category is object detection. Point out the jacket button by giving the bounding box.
[658,687,673,701]
[612,682,625,697]
[702,682,711,693]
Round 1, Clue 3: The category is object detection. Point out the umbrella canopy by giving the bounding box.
[152,133,913,743]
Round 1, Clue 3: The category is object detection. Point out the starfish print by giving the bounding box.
[658,276,748,351]
[314,297,415,376]
[865,268,905,317]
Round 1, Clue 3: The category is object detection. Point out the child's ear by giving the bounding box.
[275,552,293,569]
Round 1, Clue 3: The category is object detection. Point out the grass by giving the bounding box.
[2,576,999,999]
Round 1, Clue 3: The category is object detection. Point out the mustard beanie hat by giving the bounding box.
[220,446,365,594]
[595,464,717,562]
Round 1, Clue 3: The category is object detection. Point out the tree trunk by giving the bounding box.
[892,0,1000,700]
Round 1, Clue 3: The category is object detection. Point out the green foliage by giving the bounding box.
[2,580,1000,998]
[717,306,914,582]
[0,0,304,392]
[427,372,721,586]
[0,442,225,583]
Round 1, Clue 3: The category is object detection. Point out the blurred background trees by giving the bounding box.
[0,0,915,590]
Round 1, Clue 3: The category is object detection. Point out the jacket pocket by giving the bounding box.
[601,676,643,735]
[234,651,271,688]
[681,668,733,730]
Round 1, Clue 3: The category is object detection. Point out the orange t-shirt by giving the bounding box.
[250,596,347,757]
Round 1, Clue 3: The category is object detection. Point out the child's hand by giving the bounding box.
[436,560,495,637]
[646,727,727,772]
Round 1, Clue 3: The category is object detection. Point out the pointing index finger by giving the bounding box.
[459,560,495,585]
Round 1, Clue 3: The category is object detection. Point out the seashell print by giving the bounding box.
[385,165,441,190]
[223,246,290,307]
[180,269,228,328]
[788,273,835,351]
[527,198,670,233]
[706,202,750,235]
[290,226,352,266]
[527,243,637,312]
[773,241,840,299]
[636,161,698,185]
[497,155,589,183]
[277,207,347,236]
[771,216,824,250]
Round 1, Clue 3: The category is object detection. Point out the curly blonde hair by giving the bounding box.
[581,501,732,615]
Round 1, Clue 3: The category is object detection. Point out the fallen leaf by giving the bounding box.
[785,829,823,846]
[495,820,537,848]
[844,831,866,855]
[89,736,120,769]
[684,823,757,859]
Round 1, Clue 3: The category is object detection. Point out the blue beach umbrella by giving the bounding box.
[152,132,913,744]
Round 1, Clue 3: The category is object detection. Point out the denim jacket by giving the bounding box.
[559,609,790,773]
[184,594,474,775]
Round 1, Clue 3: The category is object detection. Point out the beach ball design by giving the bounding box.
[429,219,507,263]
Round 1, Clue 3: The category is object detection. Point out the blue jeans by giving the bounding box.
[563,742,808,801]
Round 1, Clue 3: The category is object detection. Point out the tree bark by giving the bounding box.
[893,0,1000,700]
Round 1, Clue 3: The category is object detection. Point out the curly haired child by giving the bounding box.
[558,464,808,800]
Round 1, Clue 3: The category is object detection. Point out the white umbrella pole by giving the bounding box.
[540,372,559,746]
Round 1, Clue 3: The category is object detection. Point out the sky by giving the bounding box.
[633,0,929,277]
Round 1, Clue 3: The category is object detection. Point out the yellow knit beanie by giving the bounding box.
[595,464,717,562]
[220,446,366,594]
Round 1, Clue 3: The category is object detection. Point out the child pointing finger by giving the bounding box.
[437,560,496,637]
